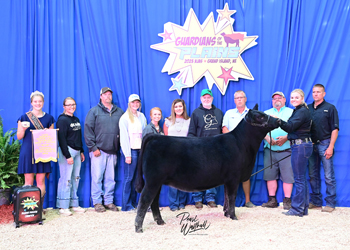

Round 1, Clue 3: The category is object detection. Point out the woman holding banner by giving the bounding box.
[56,97,86,216]
[17,91,55,210]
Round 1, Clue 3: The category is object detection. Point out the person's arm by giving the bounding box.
[264,134,276,145]
[222,126,229,134]
[57,119,72,160]
[324,129,339,159]
[119,115,131,160]
[163,122,168,135]
[187,114,197,137]
[275,135,288,146]
[84,110,98,152]
[17,121,28,140]
[280,109,305,133]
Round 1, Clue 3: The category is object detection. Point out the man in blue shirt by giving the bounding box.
[262,92,294,210]
[222,90,255,208]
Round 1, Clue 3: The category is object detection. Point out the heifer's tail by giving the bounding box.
[135,134,153,193]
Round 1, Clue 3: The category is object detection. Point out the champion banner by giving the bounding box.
[32,129,58,163]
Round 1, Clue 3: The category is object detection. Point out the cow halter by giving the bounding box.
[244,114,270,127]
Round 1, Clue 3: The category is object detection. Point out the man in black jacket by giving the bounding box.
[188,89,223,209]
[84,87,124,212]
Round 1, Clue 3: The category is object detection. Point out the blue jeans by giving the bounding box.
[289,142,313,215]
[56,147,82,209]
[122,149,139,211]
[90,150,117,205]
[168,187,187,209]
[192,188,217,203]
[308,139,336,207]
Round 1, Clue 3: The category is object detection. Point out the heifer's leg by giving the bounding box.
[135,185,159,233]
[224,183,239,220]
[150,187,165,225]
[223,186,228,213]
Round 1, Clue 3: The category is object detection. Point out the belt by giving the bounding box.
[273,149,291,153]
[290,138,312,146]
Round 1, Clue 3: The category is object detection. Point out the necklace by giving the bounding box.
[175,118,184,132]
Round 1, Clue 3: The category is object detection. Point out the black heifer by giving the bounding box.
[134,105,280,233]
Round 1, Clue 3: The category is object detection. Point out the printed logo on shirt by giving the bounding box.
[324,110,328,112]
[203,114,218,130]
[70,122,81,131]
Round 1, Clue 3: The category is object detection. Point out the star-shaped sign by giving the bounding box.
[169,78,187,95]
[218,66,235,85]
[217,3,236,21]
[160,30,172,41]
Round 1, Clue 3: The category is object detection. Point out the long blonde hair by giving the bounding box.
[168,99,190,125]
[126,101,141,123]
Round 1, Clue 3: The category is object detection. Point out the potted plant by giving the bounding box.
[0,115,24,205]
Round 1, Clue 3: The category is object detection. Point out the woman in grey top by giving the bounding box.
[163,99,191,211]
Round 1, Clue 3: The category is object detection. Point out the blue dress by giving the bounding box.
[17,113,55,174]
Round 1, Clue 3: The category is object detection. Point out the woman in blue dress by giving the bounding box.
[17,91,55,200]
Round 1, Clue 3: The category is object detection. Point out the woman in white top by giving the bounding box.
[119,94,147,211]
[163,99,191,211]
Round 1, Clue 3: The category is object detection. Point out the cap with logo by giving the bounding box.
[201,89,213,97]
[128,94,141,103]
[100,87,113,95]
[271,91,285,98]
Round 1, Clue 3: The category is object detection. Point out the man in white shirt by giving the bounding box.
[222,90,255,208]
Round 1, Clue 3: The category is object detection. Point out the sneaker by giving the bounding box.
[105,203,119,211]
[94,203,106,213]
[195,202,203,209]
[245,201,256,208]
[127,208,137,213]
[207,201,217,208]
[309,203,322,209]
[71,207,86,213]
[282,210,303,217]
[283,197,292,210]
[170,207,179,212]
[59,208,72,216]
[262,197,278,208]
[321,206,335,213]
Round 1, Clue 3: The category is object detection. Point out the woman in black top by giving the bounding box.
[56,97,86,216]
[279,89,312,217]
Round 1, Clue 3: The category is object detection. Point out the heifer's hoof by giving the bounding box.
[231,216,238,220]
[156,219,165,225]
[135,227,143,233]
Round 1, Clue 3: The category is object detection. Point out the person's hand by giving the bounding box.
[125,157,132,164]
[67,157,74,165]
[81,153,85,162]
[276,136,288,146]
[270,115,278,118]
[324,146,334,159]
[93,149,101,157]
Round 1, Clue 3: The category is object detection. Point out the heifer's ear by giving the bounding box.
[253,104,258,110]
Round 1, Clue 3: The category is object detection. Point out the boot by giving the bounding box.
[283,197,292,210]
[262,196,278,208]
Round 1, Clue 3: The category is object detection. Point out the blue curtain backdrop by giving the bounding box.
[0,0,349,208]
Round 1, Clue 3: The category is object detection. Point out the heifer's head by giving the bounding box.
[244,104,280,132]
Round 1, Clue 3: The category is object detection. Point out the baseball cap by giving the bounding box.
[100,87,113,95]
[201,89,213,97]
[271,91,285,98]
[128,94,141,103]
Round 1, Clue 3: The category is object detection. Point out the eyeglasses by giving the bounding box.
[272,97,283,101]
[234,97,246,100]
[64,104,76,107]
